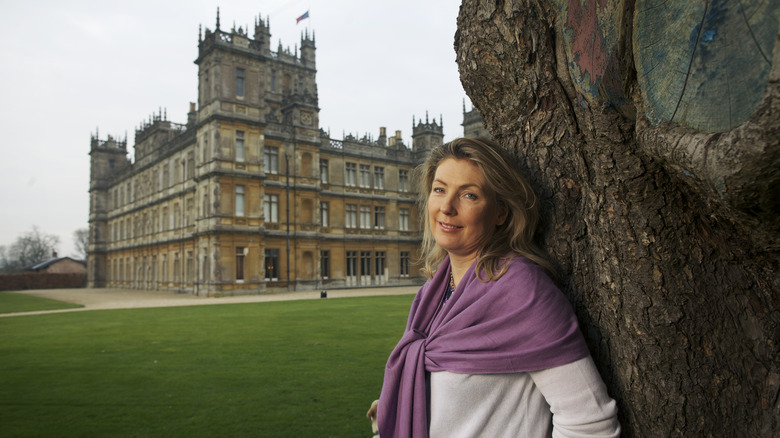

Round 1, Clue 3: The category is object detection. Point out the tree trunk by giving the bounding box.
[455,1,779,436]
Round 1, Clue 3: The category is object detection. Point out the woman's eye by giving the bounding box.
[432,187,444,194]
[464,192,478,200]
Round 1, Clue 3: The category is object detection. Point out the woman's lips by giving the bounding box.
[438,221,462,232]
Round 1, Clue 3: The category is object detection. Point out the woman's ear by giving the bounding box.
[496,202,509,227]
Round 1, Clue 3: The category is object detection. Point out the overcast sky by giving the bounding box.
[0,0,471,258]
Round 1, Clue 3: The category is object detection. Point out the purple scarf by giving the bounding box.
[378,255,590,437]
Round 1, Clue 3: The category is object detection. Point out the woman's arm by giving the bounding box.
[530,356,621,437]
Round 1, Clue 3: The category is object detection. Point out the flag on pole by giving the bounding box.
[296,11,310,24]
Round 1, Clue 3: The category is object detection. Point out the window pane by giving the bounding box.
[345,162,356,186]
[235,247,245,281]
[374,167,384,189]
[321,250,330,279]
[320,159,329,183]
[360,206,371,229]
[236,131,245,162]
[321,202,329,227]
[360,164,371,187]
[236,68,245,97]
[236,185,245,217]
[264,249,279,280]
[264,147,278,173]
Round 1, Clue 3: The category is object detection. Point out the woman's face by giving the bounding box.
[428,158,506,262]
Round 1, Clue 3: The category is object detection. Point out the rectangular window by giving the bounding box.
[186,251,194,282]
[320,201,329,227]
[264,248,279,280]
[345,162,357,186]
[346,251,358,277]
[236,68,245,97]
[161,207,168,231]
[399,208,410,231]
[374,206,386,229]
[163,165,170,188]
[173,253,181,283]
[359,164,371,188]
[360,205,371,229]
[374,167,385,190]
[161,255,168,282]
[186,199,194,226]
[187,152,194,179]
[235,247,245,281]
[360,251,372,277]
[173,203,181,228]
[399,169,409,192]
[235,130,245,162]
[346,204,357,228]
[320,250,330,279]
[264,146,279,174]
[375,251,386,279]
[271,70,276,91]
[320,159,329,183]
[235,185,245,217]
[400,251,411,277]
[264,194,279,222]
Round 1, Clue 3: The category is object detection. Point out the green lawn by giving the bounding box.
[0,295,414,437]
[0,292,83,314]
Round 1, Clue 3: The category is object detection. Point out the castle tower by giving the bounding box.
[462,100,490,138]
[411,111,444,152]
[253,14,272,55]
[192,10,321,293]
[87,133,129,287]
[300,29,316,67]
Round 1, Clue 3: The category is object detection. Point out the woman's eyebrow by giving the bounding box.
[433,178,482,190]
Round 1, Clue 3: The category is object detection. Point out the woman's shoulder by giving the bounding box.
[490,254,561,293]
[499,254,548,277]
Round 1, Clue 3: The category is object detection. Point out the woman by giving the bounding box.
[371,138,620,437]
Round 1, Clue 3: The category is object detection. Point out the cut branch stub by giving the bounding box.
[634,0,779,133]
[554,0,631,114]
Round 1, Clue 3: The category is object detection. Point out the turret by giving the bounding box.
[254,14,272,54]
[87,131,128,288]
[412,111,444,152]
[89,132,129,190]
[300,28,316,67]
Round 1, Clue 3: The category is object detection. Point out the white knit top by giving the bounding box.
[428,356,620,437]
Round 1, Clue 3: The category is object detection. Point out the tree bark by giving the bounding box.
[455,1,779,436]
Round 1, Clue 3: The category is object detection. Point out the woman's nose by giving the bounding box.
[440,197,456,215]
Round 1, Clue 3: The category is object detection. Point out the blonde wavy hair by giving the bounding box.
[417,137,553,280]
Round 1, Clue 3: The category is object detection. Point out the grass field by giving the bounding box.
[0,294,414,437]
[0,292,84,314]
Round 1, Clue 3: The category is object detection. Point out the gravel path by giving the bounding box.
[2,286,419,318]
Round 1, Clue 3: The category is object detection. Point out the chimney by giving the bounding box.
[187,102,197,127]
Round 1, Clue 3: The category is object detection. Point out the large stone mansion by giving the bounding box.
[87,12,486,296]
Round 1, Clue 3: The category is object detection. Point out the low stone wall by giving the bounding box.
[0,273,87,291]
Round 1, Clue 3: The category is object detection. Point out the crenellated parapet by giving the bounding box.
[196,7,314,69]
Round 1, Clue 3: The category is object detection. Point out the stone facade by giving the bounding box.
[462,102,490,139]
[87,12,444,296]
